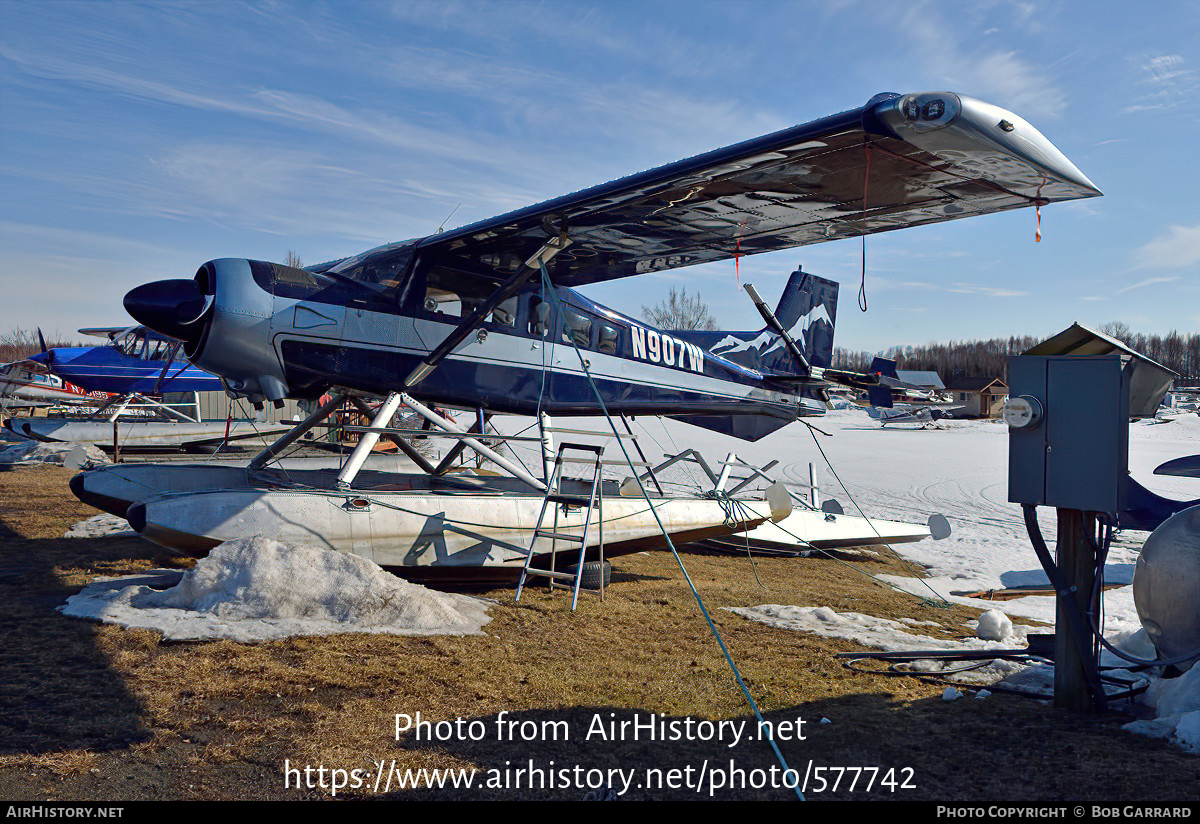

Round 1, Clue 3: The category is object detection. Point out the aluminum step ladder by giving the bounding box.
[514,442,605,610]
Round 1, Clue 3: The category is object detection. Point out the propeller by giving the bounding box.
[36,328,53,365]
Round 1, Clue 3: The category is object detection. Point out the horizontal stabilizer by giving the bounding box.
[867,386,894,409]
[870,357,898,379]
[1154,455,1200,478]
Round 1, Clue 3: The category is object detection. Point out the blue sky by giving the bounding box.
[1,0,1197,353]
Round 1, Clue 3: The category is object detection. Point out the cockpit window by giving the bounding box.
[326,239,419,292]
[116,331,174,361]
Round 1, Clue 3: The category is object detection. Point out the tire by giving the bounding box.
[572,560,611,590]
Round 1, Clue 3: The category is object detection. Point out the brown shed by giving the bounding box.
[945,377,1008,418]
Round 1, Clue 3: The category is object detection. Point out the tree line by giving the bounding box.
[0,328,85,365]
[833,324,1200,387]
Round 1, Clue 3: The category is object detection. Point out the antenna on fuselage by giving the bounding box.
[435,203,462,235]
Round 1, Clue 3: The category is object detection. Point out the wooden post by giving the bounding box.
[1054,508,1099,712]
[112,420,120,464]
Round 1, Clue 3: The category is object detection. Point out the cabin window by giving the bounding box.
[490,297,518,327]
[422,267,497,320]
[563,309,592,347]
[597,324,619,354]
[529,298,551,337]
[424,287,462,317]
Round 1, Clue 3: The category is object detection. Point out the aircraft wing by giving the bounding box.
[78,325,178,342]
[78,326,133,340]
[413,91,1100,287]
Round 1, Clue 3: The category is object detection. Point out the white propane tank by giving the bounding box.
[1133,504,1200,670]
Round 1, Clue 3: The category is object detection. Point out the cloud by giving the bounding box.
[1113,275,1180,295]
[945,283,1029,298]
[869,278,1028,298]
[868,2,1069,119]
[1124,54,1199,113]
[1136,223,1200,269]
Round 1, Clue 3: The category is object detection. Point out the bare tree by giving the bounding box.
[1098,321,1132,344]
[641,286,718,331]
[0,328,84,363]
[286,250,303,269]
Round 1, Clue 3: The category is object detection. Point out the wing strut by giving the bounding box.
[744,283,813,376]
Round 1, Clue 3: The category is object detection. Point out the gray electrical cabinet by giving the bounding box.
[1007,355,1130,514]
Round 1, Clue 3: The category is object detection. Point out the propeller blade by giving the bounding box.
[36,328,55,365]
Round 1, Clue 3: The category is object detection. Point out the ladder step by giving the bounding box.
[550,441,605,453]
[523,568,578,582]
[533,530,584,542]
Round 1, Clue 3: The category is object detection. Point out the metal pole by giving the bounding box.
[248,392,348,470]
[106,394,134,422]
[715,452,736,492]
[401,393,545,492]
[347,396,439,475]
[337,393,404,488]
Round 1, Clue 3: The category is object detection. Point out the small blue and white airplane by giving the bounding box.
[124,91,1100,441]
[29,326,224,395]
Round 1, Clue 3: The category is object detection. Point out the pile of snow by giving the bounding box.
[64,513,136,538]
[727,604,1035,686]
[59,536,493,641]
[1132,665,1200,753]
[728,604,1029,652]
[0,440,107,469]
[974,609,1015,641]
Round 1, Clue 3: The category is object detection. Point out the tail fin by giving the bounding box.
[674,265,839,374]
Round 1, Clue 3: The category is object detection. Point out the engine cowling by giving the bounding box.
[124,258,290,403]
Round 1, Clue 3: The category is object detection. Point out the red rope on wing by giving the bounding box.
[1034,175,1046,242]
[734,233,742,286]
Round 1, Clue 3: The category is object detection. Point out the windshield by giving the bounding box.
[326,239,419,291]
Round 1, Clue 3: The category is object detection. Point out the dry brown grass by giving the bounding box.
[0,465,1194,801]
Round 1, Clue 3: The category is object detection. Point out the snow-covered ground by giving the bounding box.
[0,438,108,469]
